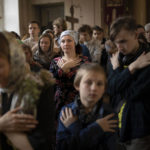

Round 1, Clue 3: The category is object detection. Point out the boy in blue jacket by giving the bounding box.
[56,63,118,150]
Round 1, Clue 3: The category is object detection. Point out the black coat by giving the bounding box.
[107,43,150,142]
[0,85,55,150]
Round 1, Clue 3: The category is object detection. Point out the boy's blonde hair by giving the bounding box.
[74,63,107,88]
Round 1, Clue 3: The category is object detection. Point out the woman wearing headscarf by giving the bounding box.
[49,30,89,118]
[33,33,58,70]
[0,31,55,150]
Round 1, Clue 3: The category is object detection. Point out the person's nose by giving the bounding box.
[117,43,123,51]
[64,41,69,45]
[91,83,97,91]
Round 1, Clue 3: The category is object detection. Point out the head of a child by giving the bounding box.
[74,63,106,111]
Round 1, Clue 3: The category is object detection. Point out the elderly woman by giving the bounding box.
[0,31,55,150]
[33,33,58,70]
[49,30,89,118]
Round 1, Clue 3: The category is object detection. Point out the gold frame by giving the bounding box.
[106,0,123,7]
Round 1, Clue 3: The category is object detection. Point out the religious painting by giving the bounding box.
[106,0,123,7]
[104,0,124,25]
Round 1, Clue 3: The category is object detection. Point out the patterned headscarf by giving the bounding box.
[1,31,26,91]
[0,31,55,116]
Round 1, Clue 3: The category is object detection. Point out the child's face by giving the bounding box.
[77,71,106,110]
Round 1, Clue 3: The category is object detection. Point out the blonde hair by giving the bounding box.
[74,63,107,88]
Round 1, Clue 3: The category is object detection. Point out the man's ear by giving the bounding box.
[135,31,139,39]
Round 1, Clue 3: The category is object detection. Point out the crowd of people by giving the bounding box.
[0,16,150,150]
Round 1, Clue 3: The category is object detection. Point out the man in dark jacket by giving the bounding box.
[107,16,150,150]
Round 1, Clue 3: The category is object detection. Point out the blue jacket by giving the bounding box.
[56,99,117,150]
[80,44,92,61]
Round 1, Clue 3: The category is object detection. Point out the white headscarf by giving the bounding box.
[60,30,79,45]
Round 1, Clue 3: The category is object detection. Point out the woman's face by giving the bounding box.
[40,37,51,53]
[60,35,76,54]
[0,56,10,88]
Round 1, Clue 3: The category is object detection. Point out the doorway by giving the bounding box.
[34,2,64,32]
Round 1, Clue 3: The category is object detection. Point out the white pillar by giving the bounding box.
[4,0,20,34]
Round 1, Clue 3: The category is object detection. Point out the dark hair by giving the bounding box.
[28,20,40,28]
[138,33,148,44]
[11,31,21,40]
[136,24,145,30]
[60,43,82,56]
[92,25,104,32]
[110,16,137,41]
[42,29,54,36]
[78,25,93,37]
[0,32,10,62]
[22,44,32,56]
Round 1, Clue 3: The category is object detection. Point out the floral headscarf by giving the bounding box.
[0,31,55,115]
[2,31,27,91]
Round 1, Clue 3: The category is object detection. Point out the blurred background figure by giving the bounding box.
[52,17,67,48]
[22,44,42,72]
[136,24,145,36]
[33,33,58,70]
[23,21,41,51]
[78,24,102,64]
[145,23,150,46]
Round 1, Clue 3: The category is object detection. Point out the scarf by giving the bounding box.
[34,48,57,69]
[118,42,150,67]
[73,95,102,125]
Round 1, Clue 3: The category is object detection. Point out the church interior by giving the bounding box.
[0,0,149,37]
[0,0,150,150]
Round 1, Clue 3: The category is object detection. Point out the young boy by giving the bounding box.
[56,63,118,150]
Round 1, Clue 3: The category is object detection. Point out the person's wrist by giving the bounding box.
[113,64,119,70]
[62,68,70,73]
[96,119,102,127]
